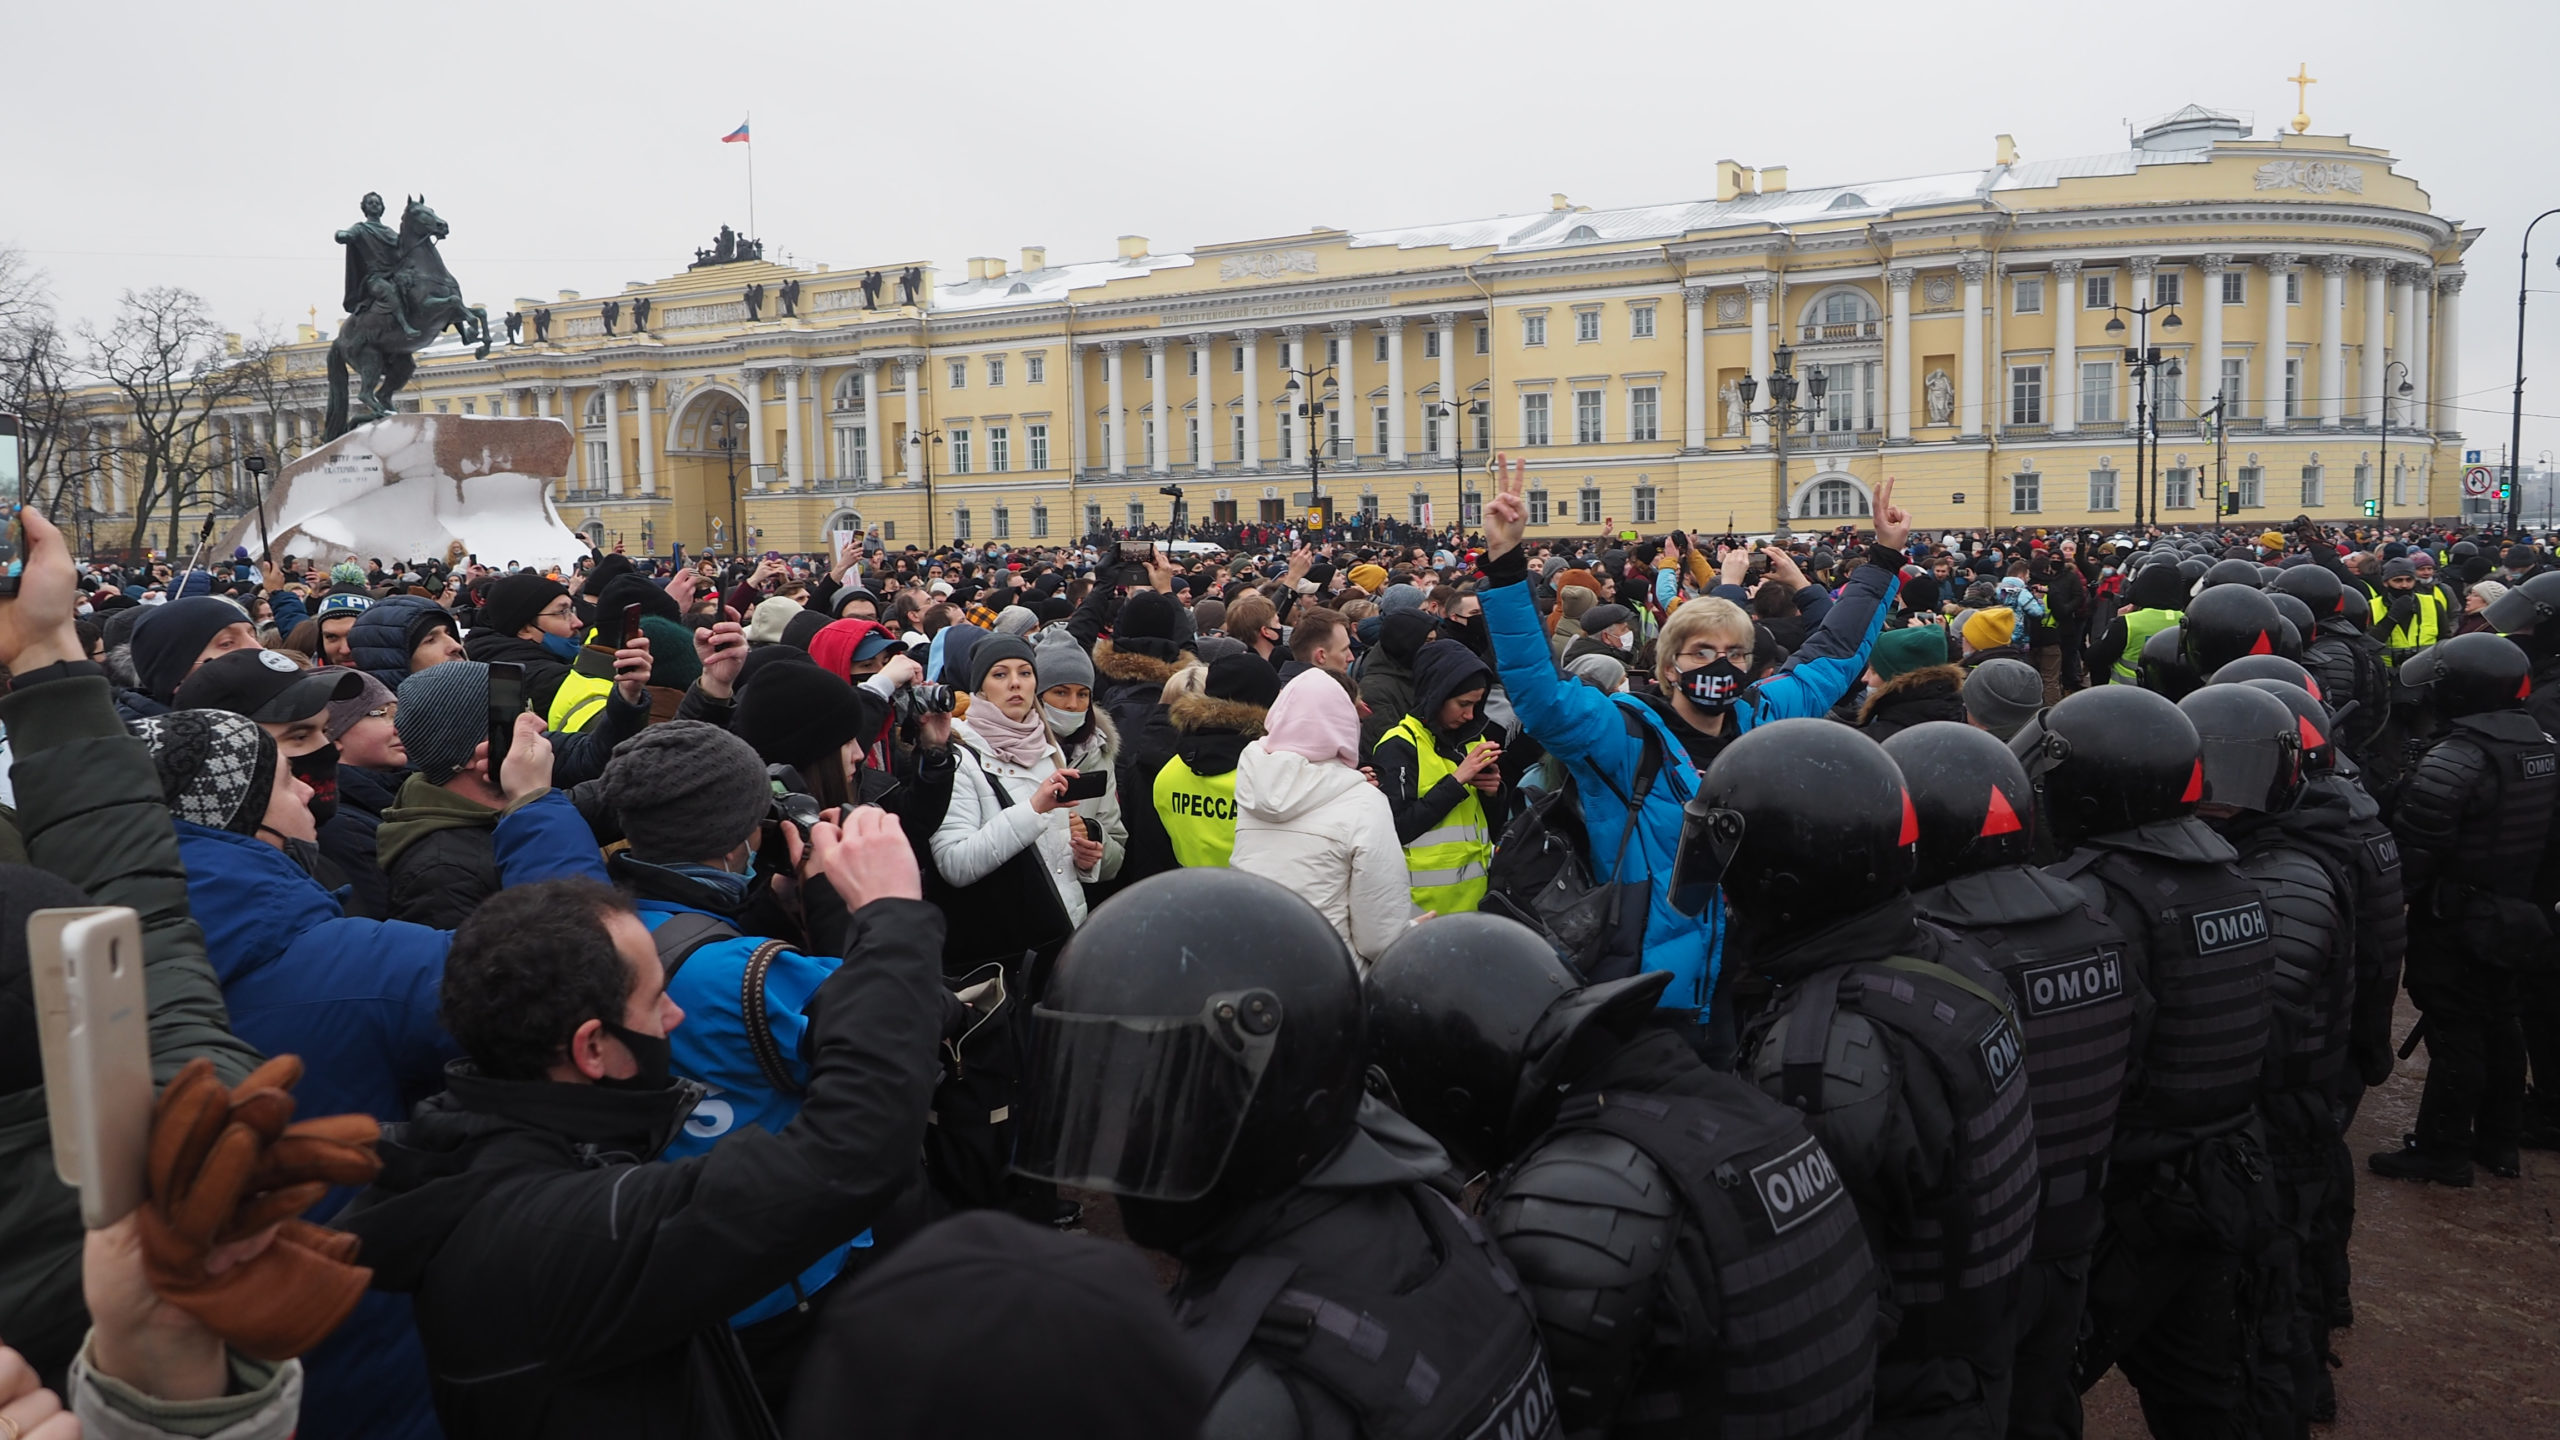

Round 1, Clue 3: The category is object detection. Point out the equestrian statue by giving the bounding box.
[324,192,492,439]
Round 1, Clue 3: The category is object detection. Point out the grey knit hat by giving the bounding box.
[1032,632,1094,693]
[136,710,277,836]
[1961,657,2046,741]
[602,720,772,861]
[321,667,398,743]
[995,605,1041,637]
[395,660,493,785]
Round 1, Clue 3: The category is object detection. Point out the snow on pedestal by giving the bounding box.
[220,414,588,571]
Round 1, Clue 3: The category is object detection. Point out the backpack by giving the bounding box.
[1481,701,1665,980]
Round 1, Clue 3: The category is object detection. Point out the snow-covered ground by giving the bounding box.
[220,414,588,571]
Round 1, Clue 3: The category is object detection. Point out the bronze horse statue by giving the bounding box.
[324,197,491,439]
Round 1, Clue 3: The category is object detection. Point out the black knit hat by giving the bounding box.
[601,720,773,861]
[130,596,255,701]
[595,574,683,646]
[477,571,569,638]
[1205,652,1282,709]
[1115,589,1183,642]
[781,609,834,651]
[733,660,868,768]
[136,710,278,836]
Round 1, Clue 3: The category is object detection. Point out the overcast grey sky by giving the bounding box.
[15,0,2560,463]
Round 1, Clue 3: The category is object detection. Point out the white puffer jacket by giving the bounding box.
[935,715,1117,929]
[1230,738,1414,966]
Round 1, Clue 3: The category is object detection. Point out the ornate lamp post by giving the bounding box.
[1283,364,1334,526]
[2104,297,2181,526]
[2377,360,2413,534]
[2506,208,2560,533]
[1735,345,1825,539]
[1430,398,1487,536]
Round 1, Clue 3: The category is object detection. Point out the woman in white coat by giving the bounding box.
[1231,668,1415,966]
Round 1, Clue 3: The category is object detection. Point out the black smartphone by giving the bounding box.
[1114,539,1154,587]
[485,662,527,776]
[0,412,26,598]
[1059,770,1109,803]
[620,602,643,646]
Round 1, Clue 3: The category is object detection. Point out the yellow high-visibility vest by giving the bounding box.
[546,638,618,734]
[1385,714,1491,915]
[1154,755,1240,868]
[2380,589,2445,662]
[2112,608,2181,684]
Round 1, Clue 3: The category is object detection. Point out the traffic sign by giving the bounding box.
[2466,450,2483,464]
[2462,465,2496,498]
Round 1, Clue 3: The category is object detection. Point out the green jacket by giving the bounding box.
[0,671,264,1388]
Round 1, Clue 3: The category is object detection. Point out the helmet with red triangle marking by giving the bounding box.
[2039,685,2205,847]
[2399,632,2534,720]
[1685,718,1915,934]
[1882,721,2038,887]
[2237,678,2338,775]
[2181,584,2285,678]
[2178,684,2304,814]
[2212,653,2322,704]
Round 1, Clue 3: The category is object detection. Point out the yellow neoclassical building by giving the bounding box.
[61,104,2485,557]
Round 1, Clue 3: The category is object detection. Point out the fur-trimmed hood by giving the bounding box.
[1094,639,1190,689]
[1169,691,1269,739]
[1856,663,1968,730]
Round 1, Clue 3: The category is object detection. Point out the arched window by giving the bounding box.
[1564,224,1598,241]
[582,391,607,427]
[1827,192,1868,211]
[833,372,865,411]
[580,520,605,548]
[1821,291,1869,326]
[1800,477,1868,519]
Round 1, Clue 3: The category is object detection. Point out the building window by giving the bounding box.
[1574,310,1600,343]
[1527,489,1550,526]
[2237,465,2264,507]
[1423,407,1441,454]
[433,400,448,414]
[2157,363,2185,416]
[2220,358,2247,418]
[1374,406,1390,455]
[2089,468,2119,511]
[2354,462,2373,505]
[1634,484,1658,523]
[1474,407,1491,451]
[1187,417,1200,464]
[1374,333,1389,363]
[1326,403,1344,455]
[2393,462,2408,506]
[992,506,1011,540]
[1462,489,1483,526]
[1101,423,1113,463]
[987,357,1005,386]
[1475,325,1489,355]
[1085,502,1101,536]
[880,521,895,542]
[834,426,867,481]
[1806,478,1865,519]
[2300,464,2323,507]
[461,399,476,415]
[1355,493,1378,523]
[1032,503,1049,538]
[1127,500,1146,529]
[1574,389,1604,444]
[1326,337,1340,367]
[1233,345,1247,372]
[1631,305,1656,339]
[2079,361,2115,423]
[1141,350,1155,381]
[1234,414,1247,462]
[1522,393,1552,446]
[1524,314,1548,347]
[585,440,610,486]
[1578,485,1602,525]
[837,372,866,408]
[1186,348,1199,377]
[988,425,1010,472]
[2284,359,2302,419]
[2012,471,2041,513]
[2153,272,2182,308]
[1028,423,1049,470]
[948,360,967,389]
[1025,355,1045,385]
[1410,492,1430,525]
[1278,415,1292,461]
[2014,277,2043,315]
[2010,365,2044,425]
[1424,329,1442,360]
[2084,273,2113,311]
[2285,272,2302,305]
[949,428,971,474]
[1629,386,1660,443]
[1144,418,1157,464]
[2165,467,2193,509]
[2220,271,2245,306]
[953,508,972,540]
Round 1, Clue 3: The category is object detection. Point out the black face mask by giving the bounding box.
[290,742,341,829]
[1441,615,1488,657]
[596,1020,675,1091]
[1679,658,1748,713]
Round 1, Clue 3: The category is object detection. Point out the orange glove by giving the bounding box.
[136,1056,382,1362]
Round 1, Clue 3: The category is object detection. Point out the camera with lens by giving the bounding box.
[892,681,955,725]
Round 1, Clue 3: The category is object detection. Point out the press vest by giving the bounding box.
[1749,954,2038,1364]
[1152,755,1240,868]
[546,639,618,734]
[1177,1183,1559,1440]
[2380,589,2446,659]
[2049,845,2274,1137]
[1534,1088,1877,1439]
[2112,608,2181,684]
[1386,715,1493,915]
[1917,879,2136,1259]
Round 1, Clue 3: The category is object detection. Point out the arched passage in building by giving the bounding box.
[1787,471,1873,521]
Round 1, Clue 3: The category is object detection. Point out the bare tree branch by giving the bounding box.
[79,286,251,555]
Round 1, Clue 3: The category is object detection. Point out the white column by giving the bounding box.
[2051,260,2081,435]
[1958,258,1987,437]
[744,371,770,486]
[107,426,126,513]
[2261,254,2296,430]
[1146,338,1170,474]
[2360,259,2390,425]
[2436,270,2465,438]
[2392,266,2418,426]
[600,381,623,493]
[1102,341,1127,477]
[1237,331,1262,472]
[1745,279,1772,446]
[1281,326,1310,466]
[1682,286,1709,450]
[859,361,884,486]
[2318,256,2348,428]
[1193,336,1217,474]
[2412,273,2434,432]
[1433,313,1458,460]
[901,359,923,478]
[632,377,658,494]
[1382,317,1408,464]
[2200,255,2229,420]
[1885,267,1915,442]
[1330,321,1358,467]
[535,385,556,420]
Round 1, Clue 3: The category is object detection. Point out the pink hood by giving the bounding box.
[1260,669,1361,769]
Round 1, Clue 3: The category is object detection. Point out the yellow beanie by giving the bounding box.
[1961,606,2016,653]
[1347,563,1388,593]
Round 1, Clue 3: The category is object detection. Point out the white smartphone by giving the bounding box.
[30,906,153,1227]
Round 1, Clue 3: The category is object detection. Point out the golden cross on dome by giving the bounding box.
[2288,64,2317,134]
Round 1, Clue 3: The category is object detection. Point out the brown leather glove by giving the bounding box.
[137,1056,383,1362]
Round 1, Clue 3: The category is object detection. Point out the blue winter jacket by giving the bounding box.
[1482,555,1898,1019]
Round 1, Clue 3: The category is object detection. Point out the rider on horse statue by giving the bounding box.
[323,191,489,440]
[339,192,421,343]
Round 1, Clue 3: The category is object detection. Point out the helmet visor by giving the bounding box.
[1669,798,1746,917]
[2196,734,2286,811]
[1014,990,1281,1202]
[2485,585,2555,636]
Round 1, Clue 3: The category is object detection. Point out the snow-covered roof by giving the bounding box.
[932,251,1196,312]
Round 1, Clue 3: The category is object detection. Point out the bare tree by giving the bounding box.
[0,245,96,522]
[79,286,247,555]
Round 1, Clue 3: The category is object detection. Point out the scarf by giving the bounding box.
[969,699,1054,770]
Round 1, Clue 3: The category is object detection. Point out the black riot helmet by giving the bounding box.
[1677,719,1914,939]
[2202,558,2266,591]
[2125,561,2192,611]
[2178,684,2303,814]
[2266,593,2317,653]
[1881,722,2038,887]
[2176,556,2211,589]
[2453,540,2481,561]
[2270,562,2345,619]
[2138,621,2200,700]
[2486,570,2560,637]
[1016,869,1366,1210]
[2338,585,2373,632]
[1364,914,1671,1175]
[2211,652,2323,705]
[2181,583,2284,677]
[2040,685,2204,846]
[2240,678,2339,775]
[2398,633,2534,719]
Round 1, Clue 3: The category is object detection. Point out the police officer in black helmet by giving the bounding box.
[1365,913,1878,1440]
[1689,718,2037,1439]
[2484,571,2560,1150]
[1015,868,1561,1440]
[1882,722,2135,1440]
[2033,685,2279,1437]
[2369,632,2559,1187]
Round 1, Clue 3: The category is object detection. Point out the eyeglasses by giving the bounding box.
[1674,643,1753,664]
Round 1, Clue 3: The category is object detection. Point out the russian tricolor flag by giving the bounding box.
[721,120,750,144]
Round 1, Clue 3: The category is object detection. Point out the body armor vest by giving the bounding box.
[1915,870,2134,1259]
[1178,1183,1560,1440]
[2441,716,2560,898]
[1742,955,2037,1361]
[2047,842,2273,1137]
[1533,1087,1878,1440]
[2230,837,2353,1095]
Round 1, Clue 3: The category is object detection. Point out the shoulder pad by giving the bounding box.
[1200,1357,1325,1440]
[1745,1007,1893,1178]
[1487,1132,1681,1295]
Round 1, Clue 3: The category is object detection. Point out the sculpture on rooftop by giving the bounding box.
[690,224,766,269]
[897,266,923,306]
[743,283,765,321]
[324,192,493,440]
[860,270,884,309]
[601,300,621,337]
[778,279,801,318]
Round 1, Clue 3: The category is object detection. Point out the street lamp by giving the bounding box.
[2104,297,2181,525]
[714,407,744,558]
[1430,398,1486,535]
[913,428,943,548]
[2374,360,2415,535]
[1283,365,1334,527]
[2506,208,2560,534]
[1735,345,1826,540]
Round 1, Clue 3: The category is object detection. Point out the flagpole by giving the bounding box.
[745,112,756,244]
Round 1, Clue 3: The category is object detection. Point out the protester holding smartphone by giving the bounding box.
[929,635,1100,969]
